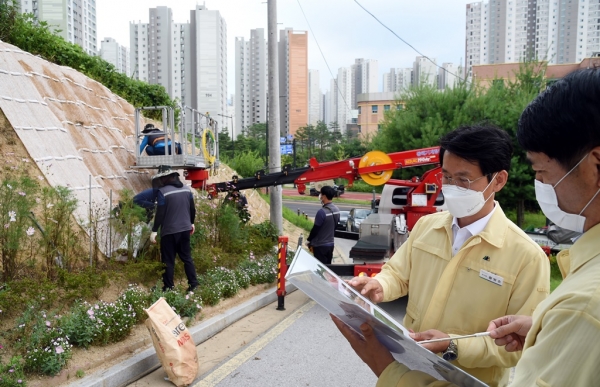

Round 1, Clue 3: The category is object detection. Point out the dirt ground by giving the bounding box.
[26,283,278,387]
[22,191,306,387]
[1,105,308,386]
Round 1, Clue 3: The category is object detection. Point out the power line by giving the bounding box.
[352,0,467,84]
[295,0,353,116]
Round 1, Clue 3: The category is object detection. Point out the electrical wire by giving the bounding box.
[295,0,353,115]
[352,0,467,84]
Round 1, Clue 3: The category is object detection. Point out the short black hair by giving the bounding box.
[320,186,335,200]
[518,68,600,170]
[439,125,513,180]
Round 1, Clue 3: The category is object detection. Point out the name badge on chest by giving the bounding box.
[479,269,503,286]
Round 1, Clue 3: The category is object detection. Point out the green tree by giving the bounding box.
[0,0,177,122]
[374,62,547,225]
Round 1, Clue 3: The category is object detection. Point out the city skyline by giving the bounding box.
[96,0,468,94]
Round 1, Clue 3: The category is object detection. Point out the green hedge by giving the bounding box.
[0,1,176,121]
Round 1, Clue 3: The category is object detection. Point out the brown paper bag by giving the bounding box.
[145,297,198,386]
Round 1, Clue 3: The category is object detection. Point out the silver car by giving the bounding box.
[347,208,372,232]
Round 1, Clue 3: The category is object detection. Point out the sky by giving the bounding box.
[97,0,470,95]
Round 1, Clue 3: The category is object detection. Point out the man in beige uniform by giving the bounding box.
[338,125,550,387]
[333,68,600,386]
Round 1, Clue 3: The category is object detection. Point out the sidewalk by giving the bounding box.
[68,284,302,387]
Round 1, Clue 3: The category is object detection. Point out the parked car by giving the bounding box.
[347,208,372,232]
[309,184,345,197]
[336,210,349,231]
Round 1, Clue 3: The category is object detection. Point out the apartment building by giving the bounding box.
[351,58,379,108]
[130,7,185,104]
[278,28,308,136]
[382,67,412,93]
[130,5,227,119]
[334,67,353,128]
[413,56,438,87]
[188,5,227,122]
[356,92,398,138]
[308,69,322,126]
[99,37,130,75]
[235,28,267,137]
[18,0,97,55]
[466,0,600,77]
[438,62,459,89]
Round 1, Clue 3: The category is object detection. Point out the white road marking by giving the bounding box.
[193,301,316,387]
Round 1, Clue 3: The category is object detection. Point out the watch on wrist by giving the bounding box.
[442,340,458,361]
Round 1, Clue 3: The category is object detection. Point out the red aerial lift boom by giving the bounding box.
[186,146,444,277]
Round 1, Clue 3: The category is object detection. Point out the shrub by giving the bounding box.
[59,302,99,349]
[61,285,148,348]
[0,177,39,281]
[239,255,277,286]
[0,280,57,317]
[234,269,251,289]
[57,268,109,302]
[37,186,83,275]
[148,287,203,320]
[0,356,27,387]
[117,285,150,324]
[248,221,279,256]
[197,275,222,307]
[12,305,72,376]
[206,267,239,299]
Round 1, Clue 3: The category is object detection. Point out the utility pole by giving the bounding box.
[267,0,283,234]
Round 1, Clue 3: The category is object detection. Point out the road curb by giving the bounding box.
[68,284,298,387]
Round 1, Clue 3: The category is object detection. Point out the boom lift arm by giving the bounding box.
[201,146,441,198]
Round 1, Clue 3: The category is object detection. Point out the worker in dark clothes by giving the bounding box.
[307,186,340,264]
[133,188,157,223]
[140,123,182,155]
[149,167,198,292]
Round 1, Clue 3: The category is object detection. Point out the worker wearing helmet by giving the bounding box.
[150,166,198,292]
[140,123,182,155]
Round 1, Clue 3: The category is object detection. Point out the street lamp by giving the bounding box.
[217,113,234,158]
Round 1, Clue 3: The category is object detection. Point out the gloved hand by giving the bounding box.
[150,232,157,244]
[190,224,195,235]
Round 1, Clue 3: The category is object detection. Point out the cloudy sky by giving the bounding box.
[97,0,470,94]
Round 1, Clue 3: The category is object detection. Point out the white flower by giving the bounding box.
[6,184,12,189]
[55,345,64,354]
[26,227,35,236]
[8,211,16,222]
[37,176,44,181]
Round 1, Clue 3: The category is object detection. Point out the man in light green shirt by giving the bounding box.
[332,67,600,386]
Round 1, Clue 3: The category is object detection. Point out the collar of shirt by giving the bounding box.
[560,222,600,275]
[451,204,497,256]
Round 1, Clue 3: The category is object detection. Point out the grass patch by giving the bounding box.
[280,193,371,206]
[282,206,314,232]
[549,254,563,292]
[505,210,547,229]
[259,194,314,231]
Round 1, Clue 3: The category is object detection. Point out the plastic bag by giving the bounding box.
[145,297,198,386]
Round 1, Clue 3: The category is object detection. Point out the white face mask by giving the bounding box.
[534,154,600,233]
[442,174,497,219]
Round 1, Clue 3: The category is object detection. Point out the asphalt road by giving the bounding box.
[282,199,366,219]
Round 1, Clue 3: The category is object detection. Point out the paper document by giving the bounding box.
[285,248,487,387]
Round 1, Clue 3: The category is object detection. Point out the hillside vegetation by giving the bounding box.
[0,0,176,120]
